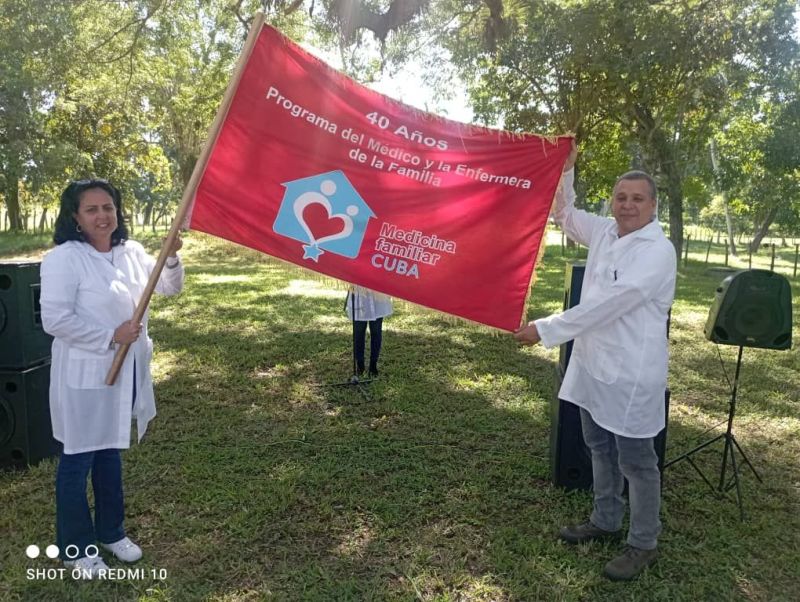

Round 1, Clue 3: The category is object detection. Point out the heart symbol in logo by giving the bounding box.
[302,202,348,242]
[293,191,353,248]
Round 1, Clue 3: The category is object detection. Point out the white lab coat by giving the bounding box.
[535,170,676,438]
[41,240,184,454]
[345,286,393,321]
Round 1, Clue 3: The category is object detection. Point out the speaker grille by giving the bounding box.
[733,305,776,339]
[0,398,13,446]
[705,270,792,350]
[0,363,59,468]
[0,263,53,369]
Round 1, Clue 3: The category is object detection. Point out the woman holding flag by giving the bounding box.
[41,179,184,578]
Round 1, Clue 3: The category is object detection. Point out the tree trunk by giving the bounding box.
[709,139,737,256]
[180,154,197,187]
[665,171,683,261]
[3,170,24,231]
[38,207,48,232]
[634,108,683,259]
[749,206,778,252]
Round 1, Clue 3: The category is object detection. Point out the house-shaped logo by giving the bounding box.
[272,170,375,262]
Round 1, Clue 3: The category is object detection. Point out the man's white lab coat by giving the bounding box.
[535,170,676,438]
[41,240,184,454]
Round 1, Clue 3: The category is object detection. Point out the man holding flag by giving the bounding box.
[514,142,677,581]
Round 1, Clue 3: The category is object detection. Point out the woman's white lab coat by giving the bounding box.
[535,170,677,438]
[41,240,184,454]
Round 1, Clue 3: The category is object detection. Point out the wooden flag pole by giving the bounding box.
[105,12,266,385]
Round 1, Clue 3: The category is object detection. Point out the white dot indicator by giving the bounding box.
[320,180,336,196]
[45,545,59,559]
[346,205,358,216]
[26,545,40,559]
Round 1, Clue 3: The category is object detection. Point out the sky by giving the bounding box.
[301,42,475,126]
[367,65,474,124]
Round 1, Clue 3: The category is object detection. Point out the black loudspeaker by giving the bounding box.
[558,262,585,373]
[550,365,592,490]
[550,365,669,491]
[0,262,53,369]
[0,361,60,468]
[704,269,792,350]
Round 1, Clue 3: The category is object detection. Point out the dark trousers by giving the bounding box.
[354,318,383,372]
[55,448,126,560]
[56,363,136,560]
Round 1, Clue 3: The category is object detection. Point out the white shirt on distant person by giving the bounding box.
[345,286,393,322]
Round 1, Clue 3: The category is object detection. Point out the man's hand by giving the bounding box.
[513,322,541,346]
[563,139,577,173]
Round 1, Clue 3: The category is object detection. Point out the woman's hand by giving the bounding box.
[163,234,183,258]
[113,320,142,345]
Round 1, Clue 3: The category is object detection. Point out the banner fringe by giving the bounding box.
[521,143,574,328]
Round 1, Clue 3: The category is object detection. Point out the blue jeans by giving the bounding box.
[56,367,134,561]
[55,448,126,560]
[580,408,662,550]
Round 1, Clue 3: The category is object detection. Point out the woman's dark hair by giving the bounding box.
[53,179,129,246]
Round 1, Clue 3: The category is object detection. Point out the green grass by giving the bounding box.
[1,230,798,601]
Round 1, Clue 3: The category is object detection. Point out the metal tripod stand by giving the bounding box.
[664,345,762,520]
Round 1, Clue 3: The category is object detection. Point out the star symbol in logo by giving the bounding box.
[302,243,323,262]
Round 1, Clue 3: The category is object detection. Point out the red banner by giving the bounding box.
[190,24,572,331]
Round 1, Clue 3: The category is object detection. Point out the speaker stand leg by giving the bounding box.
[730,434,762,483]
[664,346,760,520]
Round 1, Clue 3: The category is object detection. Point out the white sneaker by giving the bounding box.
[100,536,143,563]
[64,555,110,579]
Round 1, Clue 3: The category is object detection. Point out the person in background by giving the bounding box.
[514,142,677,581]
[41,179,184,579]
[346,286,393,377]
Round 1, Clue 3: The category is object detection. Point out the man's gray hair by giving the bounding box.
[615,170,657,202]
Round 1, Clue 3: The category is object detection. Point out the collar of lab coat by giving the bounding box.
[70,240,125,274]
[610,217,663,241]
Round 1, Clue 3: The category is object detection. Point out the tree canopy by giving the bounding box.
[1,0,797,250]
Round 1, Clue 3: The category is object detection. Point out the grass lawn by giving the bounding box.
[1,230,798,601]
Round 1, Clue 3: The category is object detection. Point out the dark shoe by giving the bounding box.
[559,521,622,544]
[603,545,658,581]
[368,367,379,377]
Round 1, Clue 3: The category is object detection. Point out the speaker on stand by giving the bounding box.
[550,261,669,491]
[666,269,792,519]
[704,269,791,350]
[0,262,59,468]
